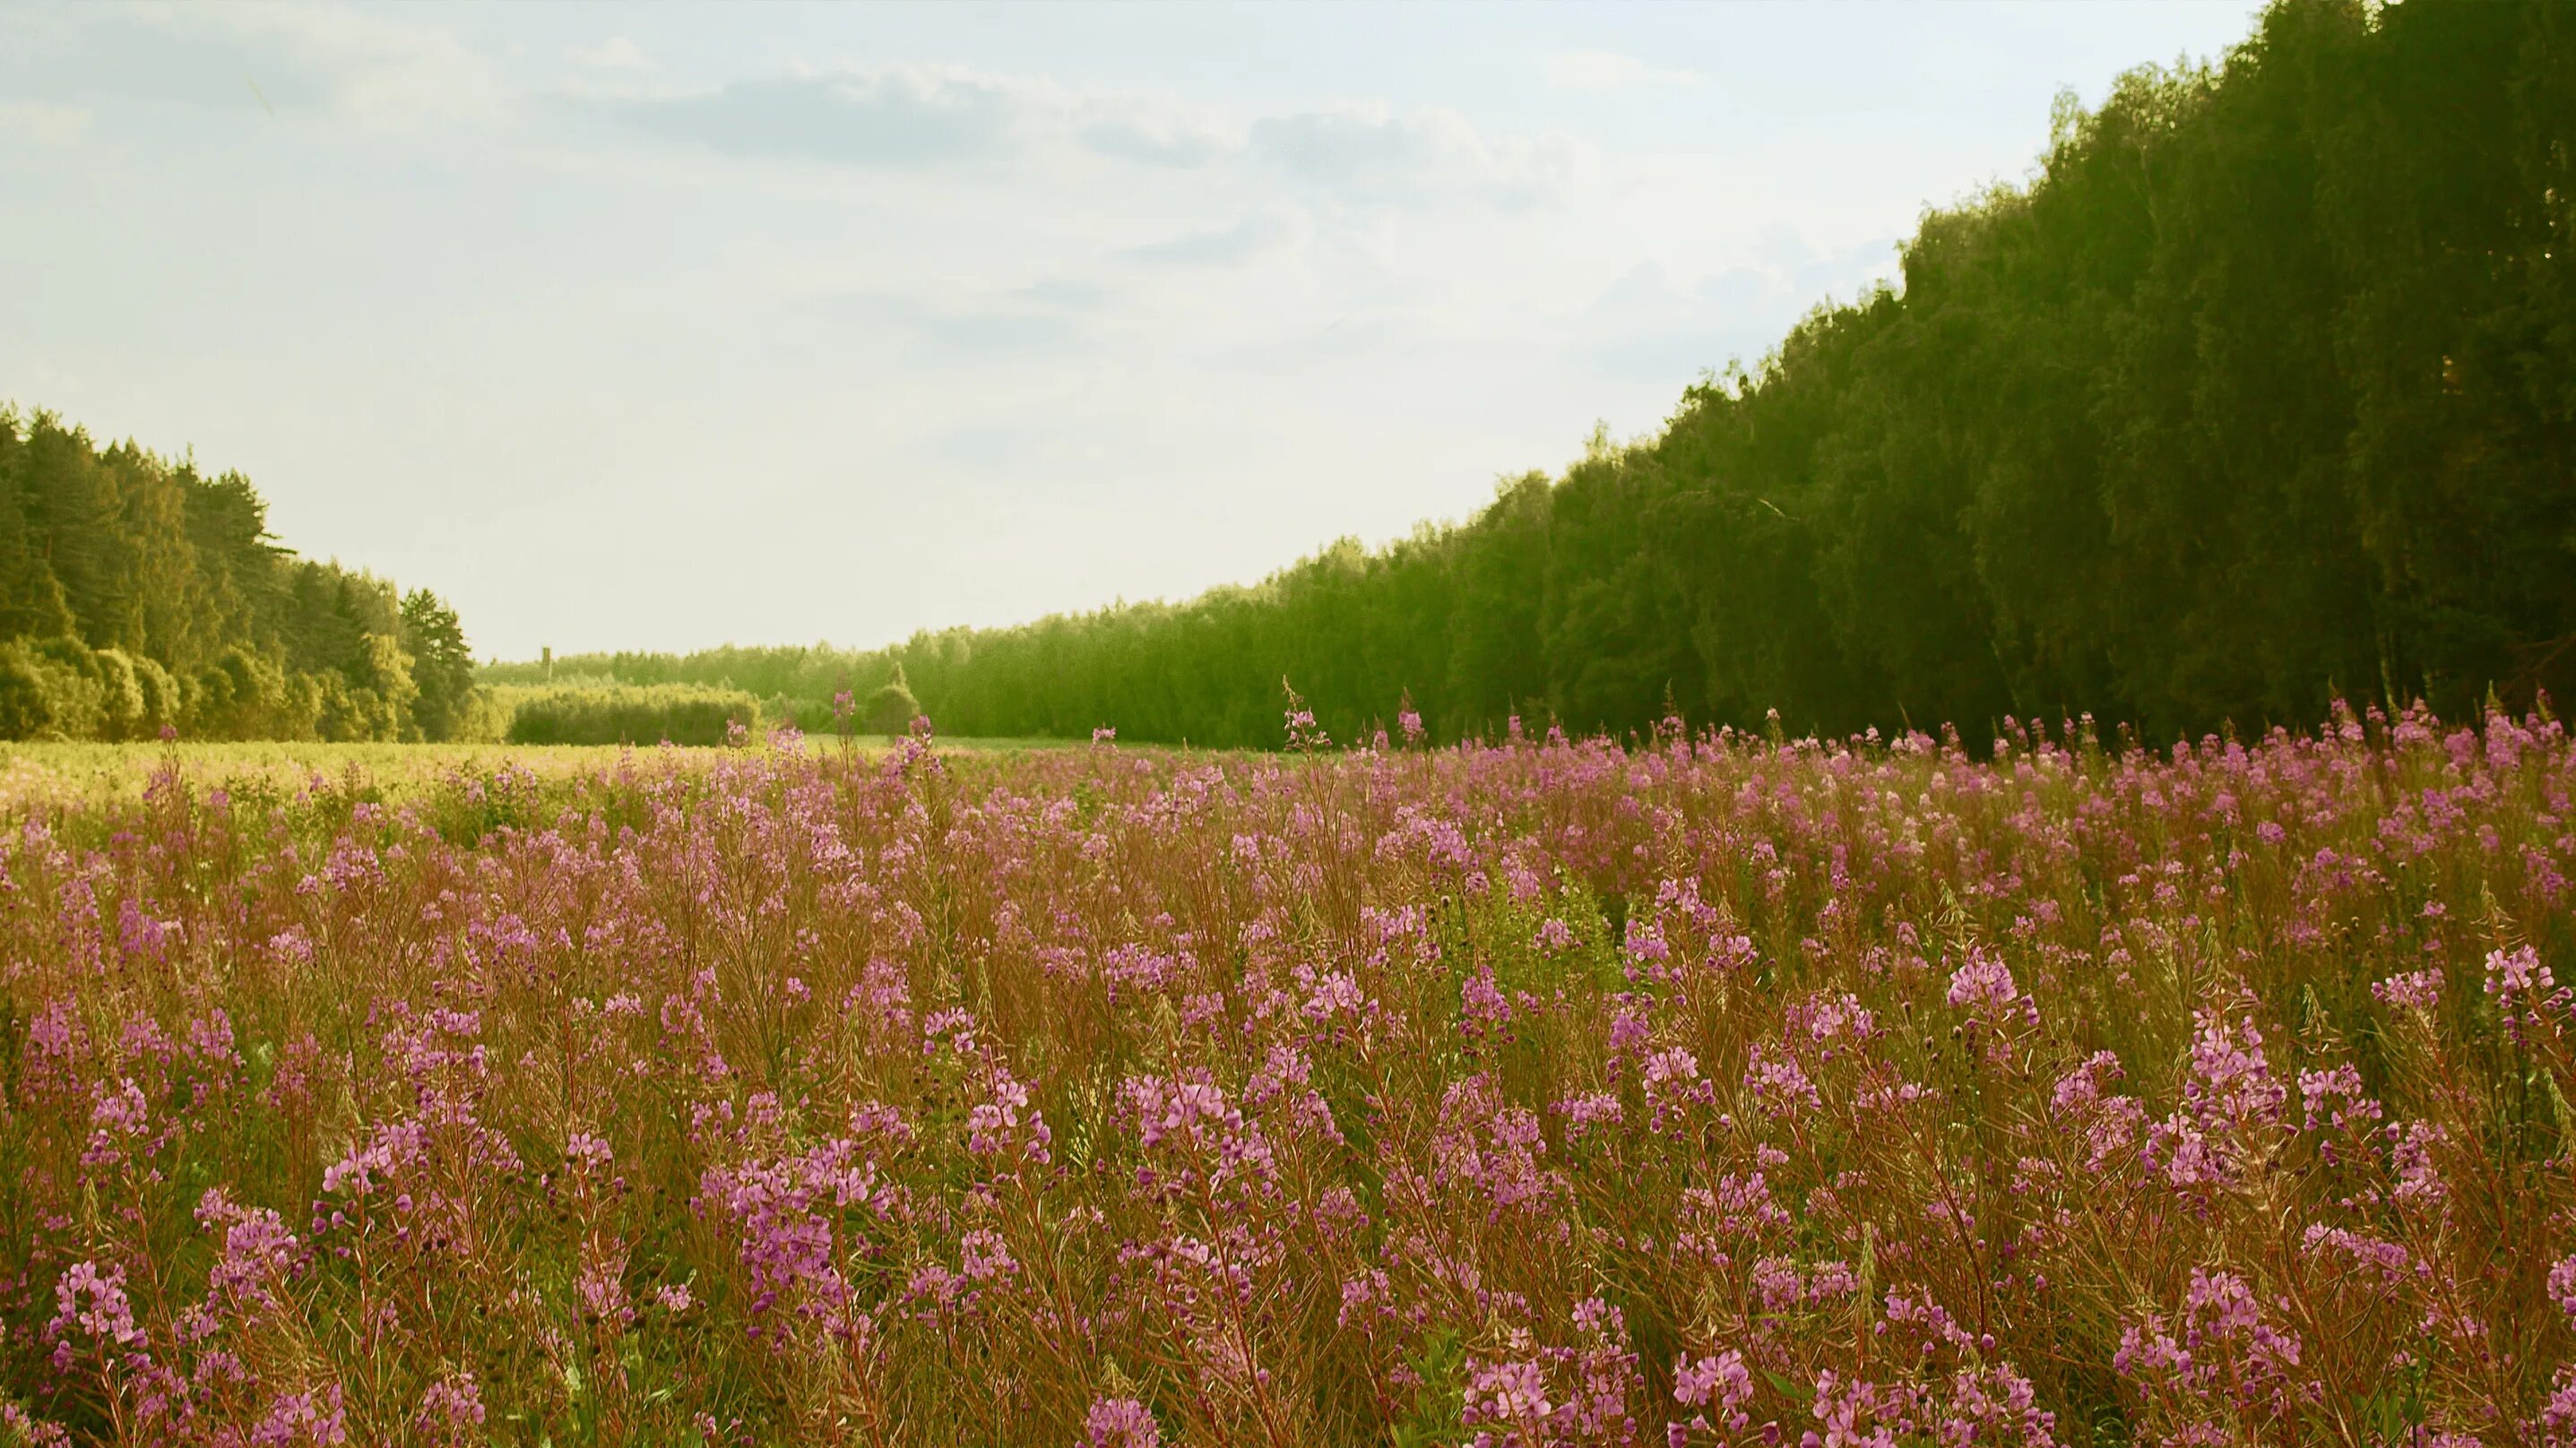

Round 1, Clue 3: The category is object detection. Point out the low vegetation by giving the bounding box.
[493,682,765,747]
[0,702,2568,1444]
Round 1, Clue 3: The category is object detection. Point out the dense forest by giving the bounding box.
[497,0,2576,749]
[0,406,486,742]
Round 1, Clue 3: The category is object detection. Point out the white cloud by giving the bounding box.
[612,65,1033,166]
[803,279,1116,362]
[200,3,505,127]
[3,2,506,128]
[1249,102,1581,207]
[1544,49,1703,93]
[601,63,1241,173]
[1075,97,1233,168]
[569,37,653,73]
[595,61,1572,210]
[1119,210,1302,267]
[0,101,90,146]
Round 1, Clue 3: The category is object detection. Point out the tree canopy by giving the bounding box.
[0,406,486,741]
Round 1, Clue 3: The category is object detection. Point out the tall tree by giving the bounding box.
[0,407,487,741]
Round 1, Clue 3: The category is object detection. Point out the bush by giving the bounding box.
[450,687,512,744]
[89,647,145,740]
[498,682,761,746]
[0,637,276,742]
[91,648,178,741]
[129,652,180,738]
[187,648,300,741]
[0,637,104,740]
[861,664,922,737]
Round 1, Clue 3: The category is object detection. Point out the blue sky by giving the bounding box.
[1,0,2263,660]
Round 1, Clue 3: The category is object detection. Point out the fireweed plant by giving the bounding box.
[0,702,2569,1448]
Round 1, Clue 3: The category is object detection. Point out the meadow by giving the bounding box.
[0,737,1079,817]
[0,705,2569,1447]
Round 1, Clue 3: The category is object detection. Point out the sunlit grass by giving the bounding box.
[0,736,1091,814]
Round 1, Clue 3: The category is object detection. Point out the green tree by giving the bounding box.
[0,406,462,741]
[862,664,922,737]
[400,589,479,742]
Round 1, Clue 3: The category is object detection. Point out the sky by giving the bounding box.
[1,0,2264,662]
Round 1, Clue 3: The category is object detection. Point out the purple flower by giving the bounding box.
[1082,1396,1160,1448]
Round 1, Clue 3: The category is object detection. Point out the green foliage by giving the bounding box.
[0,638,101,740]
[89,648,148,741]
[400,588,478,743]
[480,643,843,701]
[0,636,186,743]
[1389,1328,1469,1447]
[186,646,304,742]
[487,0,2576,749]
[0,405,488,743]
[862,664,921,736]
[498,683,762,747]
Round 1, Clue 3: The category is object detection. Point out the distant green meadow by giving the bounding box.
[0,737,1087,815]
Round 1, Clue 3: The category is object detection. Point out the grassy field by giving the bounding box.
[0,736,1085,814]
[0,711,2570,1445]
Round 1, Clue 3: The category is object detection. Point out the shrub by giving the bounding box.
[0,637,103,740]
[128,652,180,737]
[88,647,147,741]
[82,648,181,741]
[450,686,513,744]
[499,682,761,746]
[862,664,922,736]
[187,648,299,741]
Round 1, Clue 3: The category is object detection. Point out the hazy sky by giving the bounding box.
[2,0,2263,661]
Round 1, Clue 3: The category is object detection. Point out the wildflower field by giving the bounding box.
[1,708,2571,1448]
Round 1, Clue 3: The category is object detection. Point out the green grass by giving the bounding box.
[0,735,1092,813]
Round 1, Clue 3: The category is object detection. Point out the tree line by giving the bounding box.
[503,1,2574,749]
[493,682,762,747]
[0,406,486,742]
